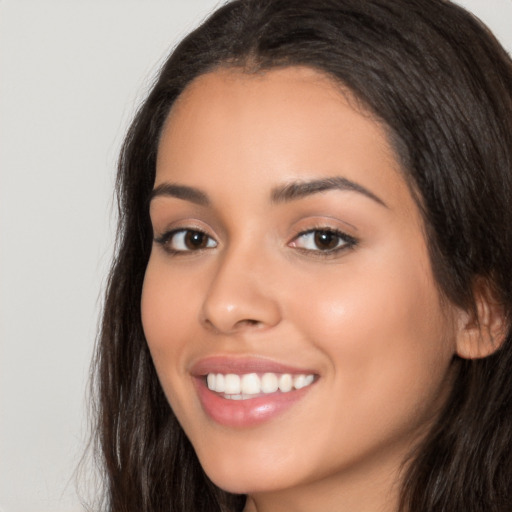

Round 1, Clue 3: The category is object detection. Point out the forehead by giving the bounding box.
[156,66,417,221]
[161,66,386,155]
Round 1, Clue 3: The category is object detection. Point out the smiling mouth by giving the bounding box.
[206,372,316,399]
[193,359,318,426]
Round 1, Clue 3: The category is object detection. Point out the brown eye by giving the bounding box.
[313,230,340,251]
[184,230,210,250]
[157,229,217,253]
[290,228,356,253]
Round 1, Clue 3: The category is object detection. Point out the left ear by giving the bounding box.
[455,278,508,360]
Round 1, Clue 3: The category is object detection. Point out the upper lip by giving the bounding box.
[189,355,318,377]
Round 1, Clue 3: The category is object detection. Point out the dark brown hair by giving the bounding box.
[93,1,512,510]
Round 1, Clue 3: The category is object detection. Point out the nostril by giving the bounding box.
[237,319,261,328]
[201,317,260,332]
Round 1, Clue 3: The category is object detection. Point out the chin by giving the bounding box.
[196,446,304,495]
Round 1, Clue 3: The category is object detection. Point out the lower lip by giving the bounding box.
[194,378,315,428]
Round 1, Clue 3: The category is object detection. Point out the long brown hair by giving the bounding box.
[93,1,512,510]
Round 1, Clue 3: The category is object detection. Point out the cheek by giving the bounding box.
[290,253,456,426]
[141,259,199,378]
[141,258,208,431]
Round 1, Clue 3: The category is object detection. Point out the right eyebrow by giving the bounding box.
[149,183,210,206]
[270,176,387,208]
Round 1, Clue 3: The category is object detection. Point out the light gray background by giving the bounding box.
[0,1,510,511]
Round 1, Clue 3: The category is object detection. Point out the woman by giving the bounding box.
[93,0,512,510]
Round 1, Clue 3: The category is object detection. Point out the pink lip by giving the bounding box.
[190,356,318,428]
[190,355,317,376]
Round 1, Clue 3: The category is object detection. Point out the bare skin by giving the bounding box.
[141,67,469,512]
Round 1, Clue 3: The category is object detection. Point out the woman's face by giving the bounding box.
[142,67,460,508]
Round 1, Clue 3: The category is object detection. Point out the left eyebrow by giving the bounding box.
[270,176,387,208]
[149,183,210,206]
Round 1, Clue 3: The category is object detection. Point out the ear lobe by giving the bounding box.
[455,279,508,360]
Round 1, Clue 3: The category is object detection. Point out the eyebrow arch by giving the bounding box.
[150,183,210,206]
[271,176,387,207]
[150,176,387,208]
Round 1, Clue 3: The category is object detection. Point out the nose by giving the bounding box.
[200,244,282,334]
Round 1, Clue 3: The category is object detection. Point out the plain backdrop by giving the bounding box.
[0,1,511,511]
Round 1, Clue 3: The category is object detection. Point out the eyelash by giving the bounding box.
[290,228,357,255]
[154,228,217,255]
[154,227,357,256]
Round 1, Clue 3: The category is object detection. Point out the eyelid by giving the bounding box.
[288,227,357,255]
[152,219,357,257]
[152,216,217,244]
[154,226,218,254]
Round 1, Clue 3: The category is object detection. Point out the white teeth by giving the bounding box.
[278,373,293,392]
[216,373,225,393]
[261,372,279,393]
[206,371,315,397]
[207,373,216,391]
[224,374,241,394]
[293,375,307,389]
[241,373,260,394]
[293,374,315,389]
